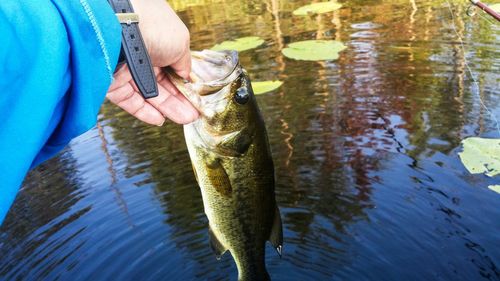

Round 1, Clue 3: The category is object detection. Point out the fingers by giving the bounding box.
[107,82,165,126]
[148,79,199,124]
[170,47,192,79]
[107,71,199,125]
[157,71,181,96]
[108,64,131,92]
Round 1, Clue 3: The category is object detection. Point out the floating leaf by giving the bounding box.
[458,137,500,177]
[252,81,283,95]
[211,36,265,52]
[489,185,500,194]
[491,4,500,13]
[293,2,342,16]
[282,40,347,61]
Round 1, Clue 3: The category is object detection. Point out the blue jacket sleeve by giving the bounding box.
[0,0,121,225]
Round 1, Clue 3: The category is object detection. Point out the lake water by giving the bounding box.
[1,0,500,280]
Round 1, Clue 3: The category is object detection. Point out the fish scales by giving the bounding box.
[169,50,283,281]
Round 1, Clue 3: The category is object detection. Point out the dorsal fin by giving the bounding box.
[268,206,283,257]
[208,225,228,260]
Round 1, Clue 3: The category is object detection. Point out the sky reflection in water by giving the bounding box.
[1,0,500,280]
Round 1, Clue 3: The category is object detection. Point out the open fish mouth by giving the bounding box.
[189,50,241,90]
[167,49,245,117]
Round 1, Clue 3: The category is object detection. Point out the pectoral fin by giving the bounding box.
[269,206,283,257]
[205,158,232,197]
[209,226,228,260]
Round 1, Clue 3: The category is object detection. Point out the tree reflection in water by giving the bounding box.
[1,0,499,280]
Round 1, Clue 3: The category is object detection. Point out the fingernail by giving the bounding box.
[157,120,165,127]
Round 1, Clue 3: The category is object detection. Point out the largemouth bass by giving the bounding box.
[169,50,283,281]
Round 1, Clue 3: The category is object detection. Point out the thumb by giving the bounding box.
[170,49,192,79]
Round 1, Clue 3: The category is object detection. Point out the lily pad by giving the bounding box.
[282,40,347,61]
[293,2,342,16]
[211,37,265,52]
[458,137,500,177]
[488,185,500,194]
[252,81,283,95]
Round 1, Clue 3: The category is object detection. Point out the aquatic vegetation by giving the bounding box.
[252,81,283,95]
[489,185,500,194]
[211,36,265,52]
[6,1,500,280]
[458,137,500,177]
[293,1,342,16]
[281,40,347,61]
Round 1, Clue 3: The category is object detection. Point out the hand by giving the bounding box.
[106,0,198,125]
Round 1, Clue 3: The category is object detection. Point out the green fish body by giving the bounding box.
[169,50,283,281]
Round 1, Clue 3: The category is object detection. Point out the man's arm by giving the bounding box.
[0,0,122,224]
[0,0,199,226]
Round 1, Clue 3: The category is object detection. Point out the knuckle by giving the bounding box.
[108,86,134,104]
[131,98,146,114]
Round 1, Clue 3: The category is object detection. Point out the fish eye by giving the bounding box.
[234,87,250,105]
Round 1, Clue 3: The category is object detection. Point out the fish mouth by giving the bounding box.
[167,49,243,116]
[189,50,241,92]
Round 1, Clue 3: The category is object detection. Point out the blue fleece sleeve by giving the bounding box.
[0,0,122,225]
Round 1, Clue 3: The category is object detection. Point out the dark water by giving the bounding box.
[2,0,500,280]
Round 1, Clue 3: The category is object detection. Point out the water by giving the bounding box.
[1,0,500,280]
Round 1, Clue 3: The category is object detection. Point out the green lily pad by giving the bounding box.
[488,185,500,194]
[293,2,342,16]
[458,137,500,177]
[282,40,347,61]
[491,4,500,13]
[252,81,283,95]
[211,36,265,52]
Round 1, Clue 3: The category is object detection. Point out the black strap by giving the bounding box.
[108,0,158,99]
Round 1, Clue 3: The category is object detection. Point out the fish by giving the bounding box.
[168,50,283,281]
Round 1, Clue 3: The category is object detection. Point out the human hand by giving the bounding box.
[106,0,198,125]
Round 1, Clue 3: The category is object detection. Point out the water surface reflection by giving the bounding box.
[2,0,500,280]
